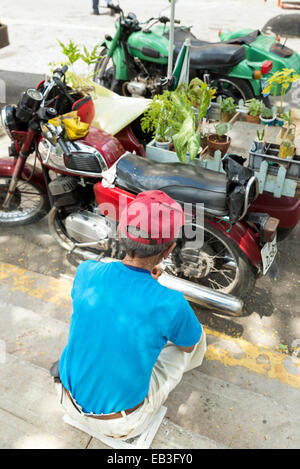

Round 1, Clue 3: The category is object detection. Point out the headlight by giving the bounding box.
[0,105,18,138]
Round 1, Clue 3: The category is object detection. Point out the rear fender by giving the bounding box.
[0,158,48,193]
[206,217,262,268]
[228,61,261,96]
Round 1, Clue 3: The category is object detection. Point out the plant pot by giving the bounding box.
[246,113,260,124]
[154,138,172,150]
[260,115,276,126]
[276,116,285,127]
[207,134,232,157]
[221,111,234,123]
[0,24,9,49]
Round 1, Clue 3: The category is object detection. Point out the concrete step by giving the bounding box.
[1,261,300,448]
[0,353,226,449]
[1,298,300,448]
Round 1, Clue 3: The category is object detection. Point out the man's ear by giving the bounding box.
[162,242,177,259]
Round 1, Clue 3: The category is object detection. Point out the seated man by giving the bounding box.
[57,190,206,440]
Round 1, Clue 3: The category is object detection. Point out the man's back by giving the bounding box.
[59,260,202,414]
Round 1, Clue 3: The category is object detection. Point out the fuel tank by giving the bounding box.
[127,29,169,65]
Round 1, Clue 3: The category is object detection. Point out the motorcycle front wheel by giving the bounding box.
[164,223,256,301]
[94,47,125,95]
[0,176,49,227]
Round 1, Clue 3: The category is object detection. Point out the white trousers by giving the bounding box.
[58,331,207,440]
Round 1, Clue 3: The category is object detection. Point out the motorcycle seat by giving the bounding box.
[116,153,228,216]
[174,40,246,70]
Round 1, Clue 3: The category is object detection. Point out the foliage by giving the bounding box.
[141,78,216,163]
[176,78,216,119]
[49,40,102,82]
[263,68,300,115]
[260,105,274,119]
[215,122,232,137]
[220,97,237,115]
[246,98,263,117]
[282,109,292,126]
[141,91,174,142]
[256,129,265,141]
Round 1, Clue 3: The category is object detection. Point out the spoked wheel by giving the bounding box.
[0,177,49,226]
[211,76,255,103]
[163,223,256,300]
[94,47,124,95]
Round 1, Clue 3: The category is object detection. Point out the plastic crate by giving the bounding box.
[249,142,300,181]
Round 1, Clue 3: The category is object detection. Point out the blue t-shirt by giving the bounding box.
[59,260,202,414]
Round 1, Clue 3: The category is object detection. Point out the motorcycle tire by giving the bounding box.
[165,223,257,302]
[94,47,125,95]
[210,75,255,103]
[0,176,50,227]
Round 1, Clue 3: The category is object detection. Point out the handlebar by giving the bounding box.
[110,4,181,27]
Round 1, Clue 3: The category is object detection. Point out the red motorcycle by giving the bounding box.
[0,66,295,307]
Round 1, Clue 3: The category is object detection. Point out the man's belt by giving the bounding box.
[63,386,144,420]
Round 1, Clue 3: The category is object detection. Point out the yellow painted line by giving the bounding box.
[205,328,300,389]
[1,262,300,389]
[0,262,72,307]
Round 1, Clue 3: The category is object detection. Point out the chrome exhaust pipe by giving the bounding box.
[69,249,245,317]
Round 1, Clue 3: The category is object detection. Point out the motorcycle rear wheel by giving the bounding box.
[0,176,49,227]
[164,223,256,301]
[210,75,255,103]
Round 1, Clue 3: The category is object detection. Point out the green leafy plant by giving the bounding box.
[49,40,102,93]
[176,78,216,119]
[57,40,81,65]
[215,122,232,140]
[141,91,175,143]
[263,68,300,116]
[260,105,274,120]
[246,98,263,117]
[220,97,237,115]
[282,109,292,126]
[256,129,265,141]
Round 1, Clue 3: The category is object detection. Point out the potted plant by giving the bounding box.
[141,91,175,149]
[254,129,265,152]
[220,97,237,123]
[49,40,102,97]
[207,123,232,157]
[245,98,263,124]
[279,140,295,159]
[282,110,296,142]
[260,105,276,126]
[176,78,216,122]
[263,68,300,126]
[170,90,202,163]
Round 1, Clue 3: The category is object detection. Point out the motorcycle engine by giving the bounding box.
[65,210,113,247]
[126,60,167,97]
[48,175,113,247]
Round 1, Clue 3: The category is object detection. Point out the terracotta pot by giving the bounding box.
[221,111,234,123]
[246,113,260,124]
[207,134,232,157]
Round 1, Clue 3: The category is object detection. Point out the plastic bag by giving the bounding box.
[48,111,90,140]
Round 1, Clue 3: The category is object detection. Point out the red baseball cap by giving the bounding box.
[119,190,185,245]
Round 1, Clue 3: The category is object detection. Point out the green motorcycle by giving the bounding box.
[94,2,291,102]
